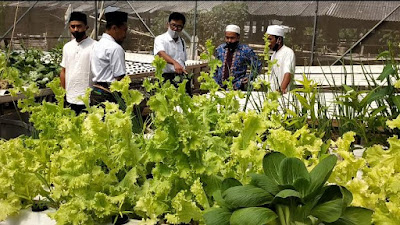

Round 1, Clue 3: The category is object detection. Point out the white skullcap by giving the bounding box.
[266,25,285,37]
[225,24,240,35]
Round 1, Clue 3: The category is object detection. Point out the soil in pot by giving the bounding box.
[31,200,49,212]
[112,214,130,225]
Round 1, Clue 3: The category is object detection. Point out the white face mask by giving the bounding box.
[167,27,179,39]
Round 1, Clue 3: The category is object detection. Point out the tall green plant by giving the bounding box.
[284,74,331,137]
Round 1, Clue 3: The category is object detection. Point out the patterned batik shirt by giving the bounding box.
[215,43,262,90]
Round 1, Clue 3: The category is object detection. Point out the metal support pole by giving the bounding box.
[126,1,155,38]
[310,0,318,66]
[192,0,198,60]
[331,3,400,66]
[94,0,98,40]
[0,1,38,42]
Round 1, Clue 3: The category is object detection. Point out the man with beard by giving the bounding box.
[90,8,128,105]
[60,11,96,114]
[215,24,261,90]
[266,25,295,94]
[153,12,191,95]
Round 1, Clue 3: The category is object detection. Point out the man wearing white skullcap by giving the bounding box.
[266,25,295,94]
[225,24,241,34]
[215,24,262,90]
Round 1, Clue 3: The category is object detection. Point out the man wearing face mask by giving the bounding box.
[153,12,191,95]
[60,11,96,114]
[90,8,128,106]
[266,25,295,94]
[215,24,261,90]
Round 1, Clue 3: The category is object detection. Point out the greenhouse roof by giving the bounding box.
[5,1,400,22]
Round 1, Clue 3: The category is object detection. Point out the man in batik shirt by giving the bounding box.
[215,24,262,90]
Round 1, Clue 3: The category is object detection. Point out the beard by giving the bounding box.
[272,43,280,51]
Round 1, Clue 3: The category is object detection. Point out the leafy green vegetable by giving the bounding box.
[205,152,372,225]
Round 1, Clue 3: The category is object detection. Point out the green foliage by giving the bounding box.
[5,38,400,225]
[188,2,249,46]
[137,41,273,223]
[325,120,400,224]
[5,47,61,89]
[334,85,384,144]
[204,152,373,225]
[248,30,400,148]
[286,74,330,136]
[331,42,400,146]
[0,138,44,220]
[0,74,146,224]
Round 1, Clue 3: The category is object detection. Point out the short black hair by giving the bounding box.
[168,12,186,25]
[274,35,284,42]
[69,11,87,25]
[105,11,128,29]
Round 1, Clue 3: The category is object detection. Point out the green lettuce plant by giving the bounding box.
[0,68,147,224]
[134,41,280,224]
[204,152,373,225]
[328,116,400,224]
[4,37,399,225]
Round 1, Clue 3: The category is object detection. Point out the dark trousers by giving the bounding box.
[90,86,119,106]
[67,103,86,115]
[162,73,192,97]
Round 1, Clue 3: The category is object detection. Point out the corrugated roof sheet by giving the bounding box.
[325,1,400,21]
[5,1,400,21]
[247,1,312,17]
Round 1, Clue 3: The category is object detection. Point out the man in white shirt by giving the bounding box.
[153,12,191,95]
[60,11,96,114]
[266,25,295,94]
[90,9,128,106]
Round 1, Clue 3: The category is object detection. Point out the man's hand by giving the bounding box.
[276,87,287,94]
[174,62,187,74]
[280,72,291,95]
[157,51,187,74]
[242,77,249,84]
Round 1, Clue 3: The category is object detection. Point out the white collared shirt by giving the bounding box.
[91,33,126,83]
[60,37,96,105]
[153,32,187,73]
[269,45,295,92]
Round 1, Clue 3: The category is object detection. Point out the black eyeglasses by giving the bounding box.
[169,23,184,30]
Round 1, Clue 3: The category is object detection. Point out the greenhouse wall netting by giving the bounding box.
[1,1,400,66]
